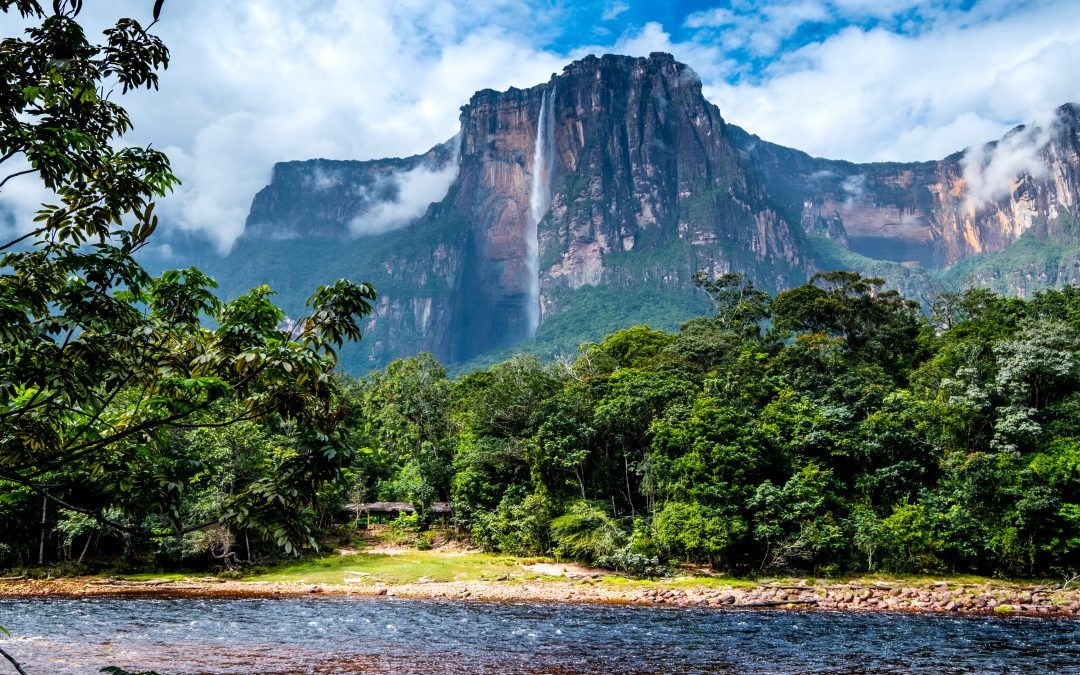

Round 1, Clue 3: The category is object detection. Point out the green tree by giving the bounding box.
[0,0,376,556]
[692,271,770,335]
[355,354,452,522]
[654,500,745,565]
[771,271,922,373]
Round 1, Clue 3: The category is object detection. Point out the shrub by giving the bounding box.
[415,531,435,550]
[550,501,625,564]
[654,501,746,564]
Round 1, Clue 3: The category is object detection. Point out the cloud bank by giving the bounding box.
[352,139,462,237]
[960,113,1057,212]
[0,1,1078,251]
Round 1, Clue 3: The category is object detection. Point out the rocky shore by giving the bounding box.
[3,575,1079,617]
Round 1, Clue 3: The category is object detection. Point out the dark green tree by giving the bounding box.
[0,0,376,556]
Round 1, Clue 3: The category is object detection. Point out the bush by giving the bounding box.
[654,501,746,564]
[389,513,421,533]
[550,501,625,564]
[877,503,941,572]
[471,489,554,555]
[415,531,435,550]
[595,549,669,577]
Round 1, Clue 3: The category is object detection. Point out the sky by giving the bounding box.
[3,0,1080,252]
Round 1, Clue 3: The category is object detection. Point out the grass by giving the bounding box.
[248,547,1021,591]
[114,551,1055,590]
[598,575,758,589]
[249,550,546,585]
[88,571,194,582]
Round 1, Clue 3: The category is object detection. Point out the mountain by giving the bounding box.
[196,53,1080,373]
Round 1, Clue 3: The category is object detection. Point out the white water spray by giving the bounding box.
[526,87,555,337]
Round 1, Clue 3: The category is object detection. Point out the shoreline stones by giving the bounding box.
[1,576,1078,617]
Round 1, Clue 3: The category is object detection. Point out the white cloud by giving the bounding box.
[2,0,1079,251]
[687,1,831,56]
[602,2,630,22]
[961,112,1057,211]
[703,1,1080,162]
[351,138,462,237]
[1,1,565,252]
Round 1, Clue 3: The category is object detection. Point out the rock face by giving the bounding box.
[430,53,812,362]
[736,103,1080,271]
[216,54,1080,371]
[538,54,808,319]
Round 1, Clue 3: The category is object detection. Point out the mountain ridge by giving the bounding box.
[193,53,1080,372]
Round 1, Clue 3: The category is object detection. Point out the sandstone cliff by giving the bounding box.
[734,103,1080,271]
[211,55,1080,371]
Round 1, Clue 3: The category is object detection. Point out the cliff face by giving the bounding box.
[433,53,812,361]
[538,55,808,316]
[217,55,1080,372]
[734,103,1080,270]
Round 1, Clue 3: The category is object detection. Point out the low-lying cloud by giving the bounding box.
[960,112,1057,212]
[351,154,460,237]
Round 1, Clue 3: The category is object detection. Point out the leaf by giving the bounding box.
[153,0,164,20]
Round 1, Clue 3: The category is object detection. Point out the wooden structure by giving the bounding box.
[344,501,453,527]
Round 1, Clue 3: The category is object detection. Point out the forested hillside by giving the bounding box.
[9,271,1079,579]
[345,273,1080,578]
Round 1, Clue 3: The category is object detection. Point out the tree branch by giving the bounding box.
[0,168,36,191]
[0,643,28,675]
[0,471,218,539]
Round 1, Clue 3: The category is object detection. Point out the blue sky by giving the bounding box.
[2,0,1079,250]
[542,0,977,68]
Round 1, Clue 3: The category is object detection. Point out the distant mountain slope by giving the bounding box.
[196,54,1080,373]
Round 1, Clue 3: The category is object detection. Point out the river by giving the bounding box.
[1,597,1078,673]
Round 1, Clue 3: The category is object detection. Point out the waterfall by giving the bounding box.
[526,86,555,337]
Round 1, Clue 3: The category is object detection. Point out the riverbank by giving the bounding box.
[2,550,1079,617]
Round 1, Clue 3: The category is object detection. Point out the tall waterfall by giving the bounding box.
[526,87,555,337]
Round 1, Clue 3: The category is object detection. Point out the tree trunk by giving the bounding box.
[77,532,93,565]
[0,643,28,675]
[37,495,47,566]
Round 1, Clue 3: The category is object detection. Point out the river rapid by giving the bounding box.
[1,596,1079,674]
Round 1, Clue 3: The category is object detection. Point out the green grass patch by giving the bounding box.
[249,550,541,585]
[99,572,195,581]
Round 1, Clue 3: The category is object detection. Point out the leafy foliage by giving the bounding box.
[0,1,375,565]
[335,271,1080,579]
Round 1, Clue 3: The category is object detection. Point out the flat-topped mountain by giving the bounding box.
[202,53,1080,372]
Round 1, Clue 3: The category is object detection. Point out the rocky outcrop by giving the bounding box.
[245,140,458,240]
[538,54,809,321]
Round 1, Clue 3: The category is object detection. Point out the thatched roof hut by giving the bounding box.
[343,502,452,514]
[343,501,453,527]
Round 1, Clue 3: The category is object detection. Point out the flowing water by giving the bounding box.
[1,597,1079,674]
[526,86,555,338]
